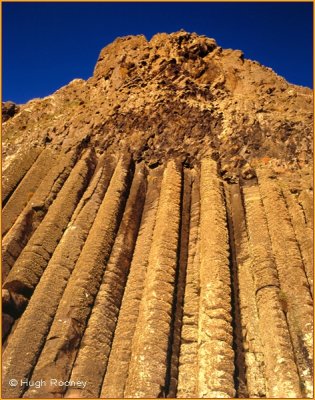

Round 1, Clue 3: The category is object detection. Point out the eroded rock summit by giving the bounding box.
[3,31,313,178]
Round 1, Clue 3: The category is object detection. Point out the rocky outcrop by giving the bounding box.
[2,31,313,398]
[2,101,20,122]
[2,31,312,177]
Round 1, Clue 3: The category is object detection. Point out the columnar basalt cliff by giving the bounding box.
[2,31,313,399]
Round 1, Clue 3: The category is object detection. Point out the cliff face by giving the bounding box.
[2,31,313,399]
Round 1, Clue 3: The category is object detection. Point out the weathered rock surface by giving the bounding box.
[2,101,20,122]
[2,31,313,398]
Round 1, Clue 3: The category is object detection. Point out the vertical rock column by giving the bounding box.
[243,184,302,398]
[257,170,313,397]
[3,149,96,317]
[101,168,162,398]
[224,182,248,398]
[23,155,133,398]
[2,146,41,204]
[166,168,192,398]
[123,160,182,398]
[65,164,146,398]
[298,189,313,229]
[2,147,81,281]
[227,184,266,397]
[177,173,200,398]
[198,157,235,398]
[1,157,114,399]
[2,148,56,237]
[282,186,313,297]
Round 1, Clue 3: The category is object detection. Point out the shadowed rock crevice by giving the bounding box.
[224,183,248,398]
[165,168,192,398]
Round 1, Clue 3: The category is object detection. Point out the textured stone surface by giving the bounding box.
[2,156,114,397]
[2,101,20,122]
[177,174,200,398]
[2,146,83,282]
[66,164,146,398]
[198,158,235,398]
[226,184,265,397]
[257,170,313,397]
[24,156,132,398]
[101,170,162,398]
[124,160,182,398]
[243,184,302,398]
[2,32,312,177]
[2,31,313,398]
[2,148,56,237]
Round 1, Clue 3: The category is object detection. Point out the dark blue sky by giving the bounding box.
[3,2,313,104]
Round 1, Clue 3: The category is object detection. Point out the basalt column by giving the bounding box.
[123,160,182,398]
[24,155,133,398]
[177,173,201,398]
[65,164,146,398]
[101,168,162,398]
[2,155,115,398]
[257,170,313,397]
[198,157,235,398]
[243,183,302,398]
[2,149,96,333]
[2,146,83,281]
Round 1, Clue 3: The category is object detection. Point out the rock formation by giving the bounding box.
[2,31,313,398]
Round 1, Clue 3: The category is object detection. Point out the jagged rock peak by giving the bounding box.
[93,30,218,82]
[2,31,313,180]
